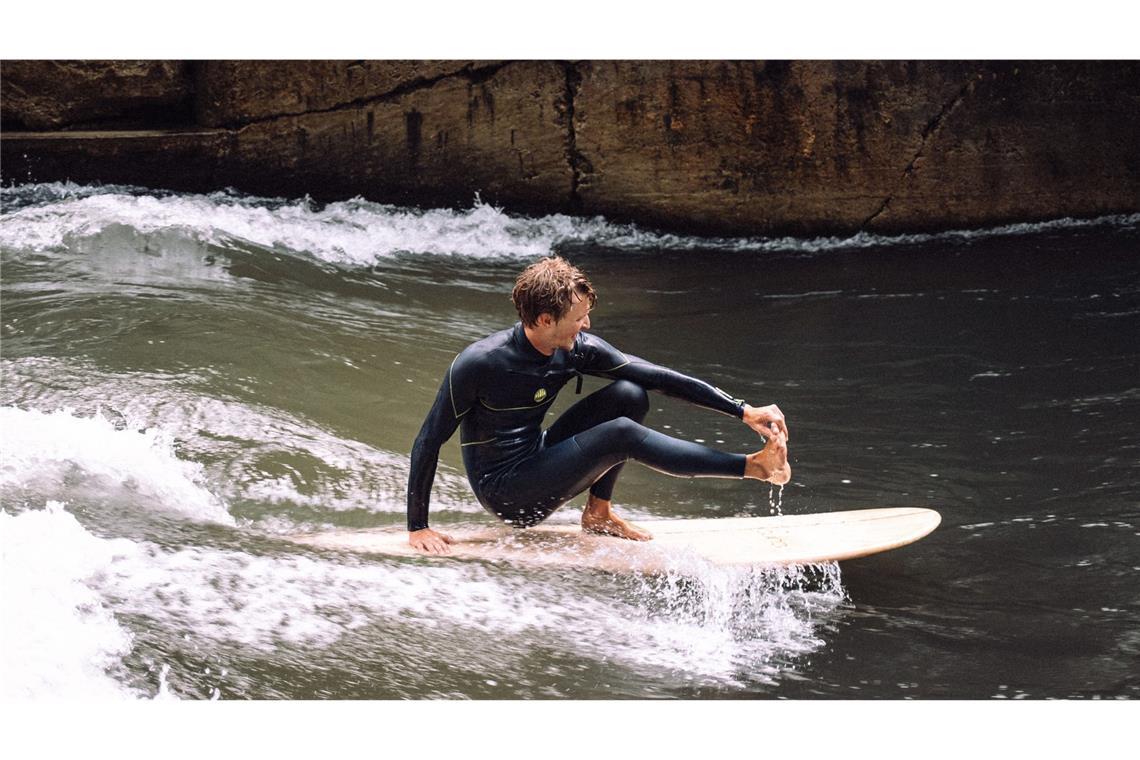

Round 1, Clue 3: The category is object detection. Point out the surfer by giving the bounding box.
[407,256,791,554]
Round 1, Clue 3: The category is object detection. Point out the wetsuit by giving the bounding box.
[407,323,748,531]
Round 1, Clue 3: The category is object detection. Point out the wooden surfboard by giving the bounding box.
[289,507,941,573]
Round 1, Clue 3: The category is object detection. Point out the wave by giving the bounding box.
[98,534,845,694]
[1,357,847,694]
[3,182,1137,269]
[0,406,235,526]
[0,358,480,528]
[1,497,844,698]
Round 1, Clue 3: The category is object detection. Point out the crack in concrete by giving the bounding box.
[904,75,977,177]
[561,62,586,209]
[228,61,517,132]
[861,196,893,229]
[861,72,980,230]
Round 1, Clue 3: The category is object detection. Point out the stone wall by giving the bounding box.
[3,60,1137,236]
[1,61,194,130]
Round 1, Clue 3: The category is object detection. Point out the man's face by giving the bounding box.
[549,292,592,351]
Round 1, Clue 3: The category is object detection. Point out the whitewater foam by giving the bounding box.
[3,183,1137,270]
[0,494,843,697]
[93,536,842,689]
[1,357,479,524]
[0,406,234,525]
[0,185,561,263]
[0,503,141,699]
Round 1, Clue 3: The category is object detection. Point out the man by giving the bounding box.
[407,256,791,555]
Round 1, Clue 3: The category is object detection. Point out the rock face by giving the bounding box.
[572,61,982,234]
[571,61,1140,234]
[3,60,1137,236]
[1,61,193,130]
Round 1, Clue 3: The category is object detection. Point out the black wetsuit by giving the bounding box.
[407,323,748,531]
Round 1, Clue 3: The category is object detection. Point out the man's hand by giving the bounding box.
[743,403,789,441]
[409,527,455,555]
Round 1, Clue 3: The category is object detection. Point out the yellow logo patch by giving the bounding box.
[533,388,548,403]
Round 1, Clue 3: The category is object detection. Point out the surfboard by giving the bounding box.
[289,507,941,573]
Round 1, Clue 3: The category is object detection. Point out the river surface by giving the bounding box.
[1,182,1137,700]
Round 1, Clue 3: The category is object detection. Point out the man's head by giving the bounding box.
[512,256,597,353]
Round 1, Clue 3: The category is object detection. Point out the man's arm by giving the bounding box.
[577,333,788,438]
[406,354,476,553]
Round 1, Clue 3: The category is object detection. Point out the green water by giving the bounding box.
[2,183,1137,699]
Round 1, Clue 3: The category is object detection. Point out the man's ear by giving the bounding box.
[536,312,555,328]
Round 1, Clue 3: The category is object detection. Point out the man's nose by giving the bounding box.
[583,315,591,330]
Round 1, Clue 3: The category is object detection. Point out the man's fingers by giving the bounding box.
[766,405,787,434]
[413,539,443,555]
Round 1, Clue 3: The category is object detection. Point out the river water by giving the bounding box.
[1,182,1137,700]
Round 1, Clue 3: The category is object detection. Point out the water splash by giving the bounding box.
[769,484,785,515]
[0,502,141,699]
[1,491,845,697]
[615,561,846,686]
[91,534,845,695]
[0,406,235,526]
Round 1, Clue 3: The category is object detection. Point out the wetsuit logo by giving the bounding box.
[534,388,548,403]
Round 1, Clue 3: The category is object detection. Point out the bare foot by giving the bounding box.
[581,497,653,541]
[745,429,792,485]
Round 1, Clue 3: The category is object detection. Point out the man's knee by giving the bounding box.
[605,415,648,450]
[608,380,649,421]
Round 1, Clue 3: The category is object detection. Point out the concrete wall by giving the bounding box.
[3,60,1137,236]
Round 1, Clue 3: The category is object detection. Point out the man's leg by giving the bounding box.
[544,379,649,501]
[484,379,756,539]
[481,380,789,537]
[543,379,652,539]
[493,413,750,537]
